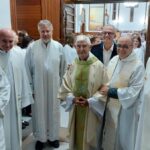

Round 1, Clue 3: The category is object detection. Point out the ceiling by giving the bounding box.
[65,0,149,4]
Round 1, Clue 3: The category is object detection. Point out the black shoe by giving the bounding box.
[35,141,44,150]
[22,123,26,129]
[22,121,29,126]
[48,140,60,148]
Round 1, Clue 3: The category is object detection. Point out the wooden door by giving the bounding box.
[10,0,61,41]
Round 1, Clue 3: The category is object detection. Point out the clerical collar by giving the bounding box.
[42,39,51,47]
[79,54,89,61]
[0,49,8,54]
[119,51,136,62]
[42,39,51,43]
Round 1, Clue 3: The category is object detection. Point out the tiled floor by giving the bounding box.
[22,134,69,150]
[22,106,69,150]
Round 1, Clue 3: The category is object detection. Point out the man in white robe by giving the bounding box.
[63,33,77,65]
[63,44,77,65]
[58,35,108,150]
[0,28,33,150]
[25,20,66,150]
[135,58,150,150]
[0,67,10,150]
[100,36,144,150]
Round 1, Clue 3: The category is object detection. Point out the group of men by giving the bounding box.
[0,20,149,150]
[0,20,66,150]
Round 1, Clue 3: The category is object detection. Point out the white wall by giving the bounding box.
[108,3,148,31]
[0,0,11,28]
[75,2,148,32]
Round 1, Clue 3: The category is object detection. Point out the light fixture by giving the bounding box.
[124,2,139,8]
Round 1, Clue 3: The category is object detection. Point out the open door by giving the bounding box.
[63,0,150,64]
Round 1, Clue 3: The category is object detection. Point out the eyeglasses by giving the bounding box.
[117,44,132,49]
[103,32,114,35]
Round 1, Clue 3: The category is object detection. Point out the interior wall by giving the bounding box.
[0,0,11,28]
[75,2,148,32]
[108,3,148,31]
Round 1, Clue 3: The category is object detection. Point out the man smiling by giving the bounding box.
[99,36,144,150]
[91,25,117,66]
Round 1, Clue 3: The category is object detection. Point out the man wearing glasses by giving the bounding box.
[99,36,144,150]
[91,25,117,66]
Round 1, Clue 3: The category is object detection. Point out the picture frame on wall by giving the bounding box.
[89,4,104,31]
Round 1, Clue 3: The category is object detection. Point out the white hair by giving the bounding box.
[75,35,91,45]
[38,20,53,31]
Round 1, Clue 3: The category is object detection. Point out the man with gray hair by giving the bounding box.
[58,35,108,150]
[25,20,66,150]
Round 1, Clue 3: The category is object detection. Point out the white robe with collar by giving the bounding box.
[63,44,77,65]
[102,51,144,150]
[133,46,145,63]
[25,39,66,142]
[0,46,33,150]
[0,67,10,150]
[58,53,108,150]
[135,57,150,150]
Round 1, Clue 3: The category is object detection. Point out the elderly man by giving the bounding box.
[25,20,66,150]
[0,28,33,150]
[91,25,117,66]
[99,36,144,150]
[58,35,108,150]
[0,68,10,150]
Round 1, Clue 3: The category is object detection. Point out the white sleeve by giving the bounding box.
[0,69,10,117]
[88,97,105,118]
[61,95,75,112]
[118,64,144,109]
[25,45,34,93]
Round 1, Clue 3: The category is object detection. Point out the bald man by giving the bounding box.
[0,28,33,150]
[99,36,144,150]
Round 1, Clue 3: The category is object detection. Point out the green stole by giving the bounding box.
[73,56,97,150]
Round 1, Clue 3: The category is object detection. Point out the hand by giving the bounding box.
[73,97,80,105]
[79,97,89,107]
[73,96,89,107]
[99,85,109,96]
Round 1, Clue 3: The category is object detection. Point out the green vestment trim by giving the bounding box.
[73,56,97,150]
[73,56,97,98]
